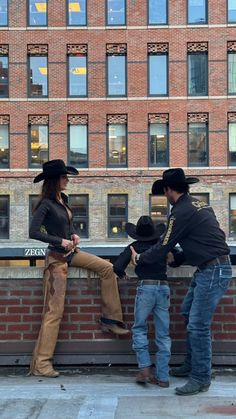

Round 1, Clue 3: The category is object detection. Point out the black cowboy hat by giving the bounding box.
[33,159,79,183]
[152,168,199,195]
[125,216,166,242]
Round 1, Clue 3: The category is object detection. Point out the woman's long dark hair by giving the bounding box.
[34,176,61,211]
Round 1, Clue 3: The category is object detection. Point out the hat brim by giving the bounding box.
[152,177,199,195]
[33,166,79,183]
[125,222,166,241]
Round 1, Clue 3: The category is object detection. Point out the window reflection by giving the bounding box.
[149,123,168,166]
[68,55,87,97]
[0,55,8,97]
[188,0,207,24]
[0,195,9,239]
[107,55,126,96]
[29,56,48,97]
[148,0,167,25]
[188,122,208,166]
[228,0,236,22]
[69,195,89,238]
[107,0,126,25]
[149,54,168,96]
[68,0,86,26]
[188,53,208,96]
[29,125,48,167]
[69,124,88,167]
[228,52,236,94]
[108,195,127,238]
[108,124,127,167]
[229,194,236,238]
[150,195,168,225]
[0,0,7,26]
[0,125,9,168]
[229,122,236,165]
[28,0,48,26]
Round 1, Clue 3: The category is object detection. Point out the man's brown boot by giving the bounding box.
[136,367,152,384]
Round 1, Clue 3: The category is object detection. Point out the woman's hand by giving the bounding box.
[61,239,74,251]
[71,234,80,246]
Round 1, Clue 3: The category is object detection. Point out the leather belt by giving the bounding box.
[138,279,169,286]
[198,255,229,269]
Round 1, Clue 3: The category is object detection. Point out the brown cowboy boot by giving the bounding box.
[136,367,153,384]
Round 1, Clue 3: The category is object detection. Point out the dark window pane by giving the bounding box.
[148,0,167,24]
[0,0,8,26]
[188,53,208,95]
[107,55,126,96]
[229,194,236,238]
[150,195,168,224]
[0,125,9,168]
[68,0,87,25]
[108,124,127,167]
[69,195,88,238]
[0,56,8,97]
[29,195,40,227]
[188,122,208,166]
[107,0,126,25]
[108,195,127,238]
[149,123,168,166]
[69,125,88,167]
[28,0,48,26]
[229,122,236,165]
[228,53,236,94]
[0,196,9,239]
[188,0,207,24]
[29,125,48,167]
[149,54,167,95]
[29,56,48,97]
[68,55,87,96]
[228,0,236,22]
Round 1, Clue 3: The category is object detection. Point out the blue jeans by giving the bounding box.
[132,283,171,382]
[181,259,232,385]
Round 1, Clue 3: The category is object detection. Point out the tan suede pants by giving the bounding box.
[30,250,123,374]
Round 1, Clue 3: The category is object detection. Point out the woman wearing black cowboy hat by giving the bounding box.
[29,159,129,378]
[113,216,171,388]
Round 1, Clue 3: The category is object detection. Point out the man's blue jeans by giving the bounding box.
[132,283,171,382]
[181,259,232,385]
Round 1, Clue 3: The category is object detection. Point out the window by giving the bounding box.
[188,120,208,167]
[28,116,49,168]
[0,0,7,26]
[228,119,236,165]
[228,51,236,94]
[68,45,87,97]
[106,0,126,25]
[148,44,168,96]
[28,53,48,97]
[150,195,168,225]
[28,0,48,26]
[148,0,168,25]
[0,48,8,98]
[0,195,9,239]
[190,193,209,204]
[29,195,40,228]
[188,0,207,24]
[69,195,89,238]
[228,0,236,23]
[229,194,236,238]
[107,44,127,97]
[107,115,127,167]
[149,114,169,167]
[68,115,88,167]
[0,118,9,168]
[108,195,127,238]
[67,0,87,26]
[188,52,208,96]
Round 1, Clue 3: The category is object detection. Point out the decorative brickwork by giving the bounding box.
[107,114,127,124]
[67,44,88,55]
[188,113,208,123]
[148,43,168,54]
[0,115,10,125]
[106,44,127,55]
[228,113,236,122]
[68,115,88,125]
[0,45,8,55]
[27,45,48,55]
[227,41,236,52]
[187,42,208,53]
[148,113,169,124]
[28,115,49,125]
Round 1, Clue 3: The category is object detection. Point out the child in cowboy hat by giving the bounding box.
[113,216,171,387]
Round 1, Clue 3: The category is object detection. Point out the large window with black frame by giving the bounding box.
[28,45,48,98]
[148,43,168,96]
[106,0,126,25]
[228,113,236,165]
[228,0,236,23]
[67,0,87,26]
[0,195,9,239]
[228,42,236,95]
[149,194,169,225]
[107,114,127,167]
[188,113,208,167]
[67,44,87,97]
[108,194,128,238]
[187,0,207,24]
[68,115,88,168]
[0,116,9,168]
[28,0,48,26]
[149,113,169,167]
[107,44,127,97]
[188,43,208,96]
[148,0,168,25]
[0,45,8,98]
[29,195,40,228]
[229,194,236,238]
[68,195,89,238]
[0,0,8,26]
[28,115,49,168]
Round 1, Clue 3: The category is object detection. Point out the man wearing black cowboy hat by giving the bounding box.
[113,216,171,388]
[131,168,232,395]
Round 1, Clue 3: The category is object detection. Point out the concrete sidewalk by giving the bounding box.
[0,367,235,418]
